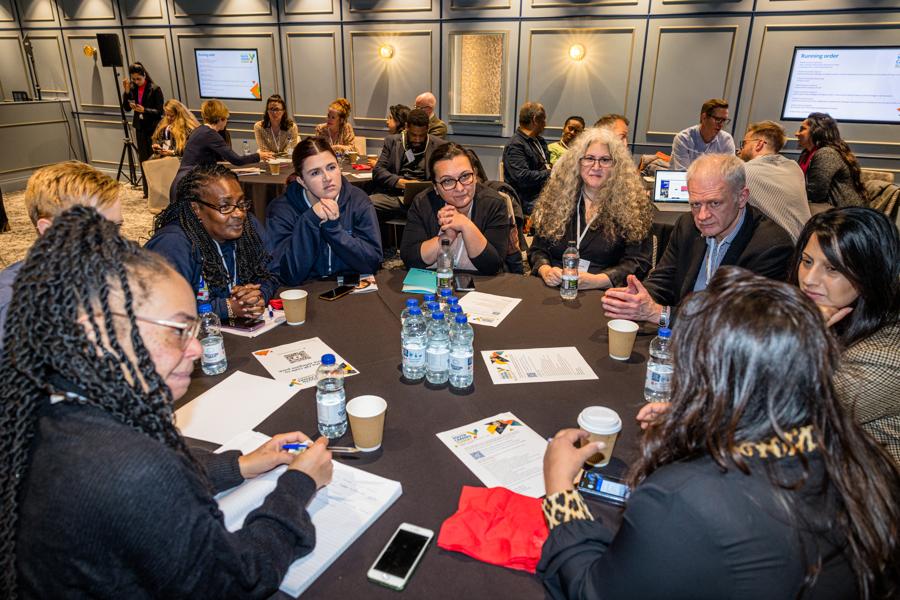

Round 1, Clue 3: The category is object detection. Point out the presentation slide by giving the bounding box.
[195,49,262,101]
[782,47,900,123]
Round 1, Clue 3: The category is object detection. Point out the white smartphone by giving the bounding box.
[367,522,434,591]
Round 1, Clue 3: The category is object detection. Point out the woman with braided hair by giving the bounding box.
[147,163,279,322]
[1,206,332,598]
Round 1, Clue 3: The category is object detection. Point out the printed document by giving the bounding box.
[481,347,598,384]
[457,291,521,327]
[253,337,358,388]
[436,411,547,497]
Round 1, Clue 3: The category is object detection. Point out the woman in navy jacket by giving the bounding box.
[147,163,278,321]
[266,136,382,285]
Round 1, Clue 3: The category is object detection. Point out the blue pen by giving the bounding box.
[282,443,310,451]
[268,307,274,319]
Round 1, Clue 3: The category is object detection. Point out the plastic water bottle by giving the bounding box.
[561,241,579,301]
[447,296,459,311]
[437,238,453,292]
[644,327,674,403]
[400,298,419,325]
[198,303,227,375]
[449,314,474,390]
[425,312,450,384]
[316,353,348,438]
[439,288,454,314]
[448,304,464,333]
[426,301,442,319]
[401,306,427,381]
[423,293,436,306]
[242,139,250,156]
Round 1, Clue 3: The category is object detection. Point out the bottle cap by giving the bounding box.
[198,303,213,314]
[658,327,672,338]
[431,312,444,320]
[450,305,463,314]
[448,297,459,305]
[321,353,336,365]
[440,288,452,297]
[405,298,418,307]
[423,294,436,303]
[426,301,441,311]
[441,237,450,247]
[455,314,468,324]
[408,306,422,316]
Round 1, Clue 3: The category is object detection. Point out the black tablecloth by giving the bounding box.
[179,273,657,598]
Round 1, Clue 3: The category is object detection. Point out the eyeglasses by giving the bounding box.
[579,155,615,168]
[193,199,251,215]
[112,312,200,350]
[268,108,284,113]
[707,115,731,125]
[739,138,766,148]
[437,171,475,191]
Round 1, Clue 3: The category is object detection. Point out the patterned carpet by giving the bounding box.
[1,184,155,268]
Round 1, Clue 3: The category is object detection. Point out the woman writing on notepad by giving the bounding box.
[0,206,333,598]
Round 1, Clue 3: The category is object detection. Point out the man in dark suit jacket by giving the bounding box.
[502,102,551,214]
[602,153,793,325]
[371,108,448,219]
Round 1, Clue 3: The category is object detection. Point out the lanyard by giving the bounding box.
[705,238,726,285]
[214,241,238,289]
[530,137,548,166]
[575,193,592,249]
[303,188,333,273]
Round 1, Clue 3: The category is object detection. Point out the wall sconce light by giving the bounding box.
[568,44,586,62]
[379,44,394,59]
[83,45,97,59]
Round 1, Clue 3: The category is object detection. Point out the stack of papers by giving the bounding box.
[215,431,403,597]
[481,347,598,385]
[253,337,358,389]
[457,291,521,327]
[402,268,437,294]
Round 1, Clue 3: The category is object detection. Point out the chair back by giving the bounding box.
[143,156,181,212]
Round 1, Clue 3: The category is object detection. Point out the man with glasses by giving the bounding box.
[414,92,448,139]
[0,161,123,352]
[602,154,792,325]
[400,143,510,275]
[738,120,810,242]
[670,98,736,170]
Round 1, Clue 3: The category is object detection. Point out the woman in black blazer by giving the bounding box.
[540,267,900,599]
[121,62,164,197]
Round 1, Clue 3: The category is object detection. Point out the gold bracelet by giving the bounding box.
[226,298,236,320]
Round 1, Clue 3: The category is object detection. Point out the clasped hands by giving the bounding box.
[312,198,340,223]
[229,283,264,319]
[238,432,333,489]
[601,274,662,323]
[437,204,471,242]
[537,265,611,291]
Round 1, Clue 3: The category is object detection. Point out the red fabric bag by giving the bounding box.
[437,486,548,573]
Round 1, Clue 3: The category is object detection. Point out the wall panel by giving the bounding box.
[755,0,896,12]
[283,28,342,129]
[282,0,338,20]
[122,0,168,24]
[649,0,752,14]
[58,0,117,23]
[634,16,750,148]
[28,33,68,97]
[343,0,439,22]
[523,0,649,19]
[15,0,56,23]
[0,0,15,22]
[127,31,176,100]
[81,118,127,166]
[443,0,520,20]
[66,31,124,111]
[0,33,29,101]
[168,0,275,24]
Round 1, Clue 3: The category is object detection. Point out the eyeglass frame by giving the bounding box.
[436,171,476,191]
[706,115,732,126]
[192,198,252,215]
[739,138,767,148]
[111,311,201,350]
[579,155,616,168]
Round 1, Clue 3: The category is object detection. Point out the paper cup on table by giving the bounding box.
[607,319,639,361]
[578,406,622,467]
[280,289,308,325]
[347,395,387,452]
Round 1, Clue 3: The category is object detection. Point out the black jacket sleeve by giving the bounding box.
[208,130,260,166]
[528,234,555,275]
[399,193,434,270]
[143,85,165,121]
[602,236,653,287]
[503,139,550,189]
[469,191,510,275]
[642,213,692,307]
[373,137,400,191]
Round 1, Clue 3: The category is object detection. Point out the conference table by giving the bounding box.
[179,271,657,599]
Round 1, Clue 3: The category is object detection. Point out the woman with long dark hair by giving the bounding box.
[266,136,382,284]
[147,163,278,321]
[796,112,866,207]
[541,267,900,599]
[254,94,299,155]
[121,62,165,197]
[386,104,410,134]
[790,207,900,463]
[1,207,332,598]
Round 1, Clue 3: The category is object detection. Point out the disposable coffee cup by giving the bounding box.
[348,151,359,165]
[578,406,622,467]
[346,395,387,452]
[280,289,308,325]
[268,160,282,175]
[607,319,639,361]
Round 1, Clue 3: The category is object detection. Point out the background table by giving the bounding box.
[179,272,657,599]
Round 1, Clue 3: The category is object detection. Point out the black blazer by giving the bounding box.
[644,205,793,308]
[399,184,510,275]
[372,133,448,194]
[501,129,551,212]
[170,126,260,201]
[121,82,164,134]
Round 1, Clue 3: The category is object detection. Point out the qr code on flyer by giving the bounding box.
[283,350,312,364]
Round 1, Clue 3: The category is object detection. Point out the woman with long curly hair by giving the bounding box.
[1,207,332,598]
[147,163,278,322]
[796,112,866,207]
[315,98,356,154]
[151,99,199,157]
[540,267,900,599]
[528,127,653,290]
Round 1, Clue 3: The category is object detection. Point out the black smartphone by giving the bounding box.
[319,285,356,301]
[225,317,266,332]
[454,274,475,291]
[577,469,631,507]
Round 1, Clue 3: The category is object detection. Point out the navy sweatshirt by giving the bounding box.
[145,213,278,320]
[265,178,382,285]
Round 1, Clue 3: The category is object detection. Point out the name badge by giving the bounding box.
[578,258,591,273]
[405,149,415,163]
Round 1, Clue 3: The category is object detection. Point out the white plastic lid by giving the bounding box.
[577,406,622,435]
